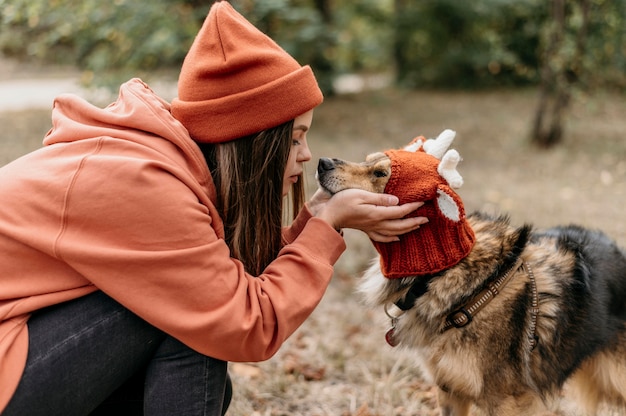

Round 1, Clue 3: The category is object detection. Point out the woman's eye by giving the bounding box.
[292,140,301,146]
[373,170,387,178]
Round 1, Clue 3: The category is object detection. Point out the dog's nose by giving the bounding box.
[317,157,335,172]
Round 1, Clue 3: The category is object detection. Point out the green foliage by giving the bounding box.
[0,0,206,86]
[230,0,336,94]
[393,0,547,88]
[231,0,397,93]
[328,0,394,74]
[580,0,626,89]
[391,0,625,90]
[0,0,624,91]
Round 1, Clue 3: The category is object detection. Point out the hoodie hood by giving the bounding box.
[44,78,215,202]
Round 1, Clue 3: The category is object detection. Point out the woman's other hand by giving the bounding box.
[308,188,428,242]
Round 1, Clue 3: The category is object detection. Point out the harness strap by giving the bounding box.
[443,258,524,331]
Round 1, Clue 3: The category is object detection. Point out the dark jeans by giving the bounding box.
[3,291,232,416]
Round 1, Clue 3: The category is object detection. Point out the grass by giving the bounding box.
[1,86,625,415]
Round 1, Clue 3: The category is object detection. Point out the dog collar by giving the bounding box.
[443,258,524,330]
[385,257,539,351]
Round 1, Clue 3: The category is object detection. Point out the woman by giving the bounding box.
[0,2,426,415]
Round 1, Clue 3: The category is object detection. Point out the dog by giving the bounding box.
[316,130,626,415]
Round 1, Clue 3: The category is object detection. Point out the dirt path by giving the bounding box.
[0,57,387,111]
[0,57,181,111]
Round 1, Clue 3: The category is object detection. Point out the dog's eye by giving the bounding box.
[373,170,387,178]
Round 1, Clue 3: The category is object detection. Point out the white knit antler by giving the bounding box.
[422,129,456,159]
[438,149,463,189]
[419,129,464,189]
[399,129,466,222]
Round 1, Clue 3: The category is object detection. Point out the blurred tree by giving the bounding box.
[0,0,207,87]
[531,0,625,147]
[531,0,589,147]
[391,0,546,88]
[393,0,411,85]
[1,0,624,100]
[231,0,336,95]
[309,0,336,95]
[388,0,624,146]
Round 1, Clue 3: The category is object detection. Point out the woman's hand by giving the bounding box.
[308,188,428,242]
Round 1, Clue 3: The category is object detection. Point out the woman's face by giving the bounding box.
[282,109,314,196]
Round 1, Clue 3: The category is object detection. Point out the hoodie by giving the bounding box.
[0,79,345,411]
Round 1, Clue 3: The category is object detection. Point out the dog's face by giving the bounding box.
[316,152,392,195]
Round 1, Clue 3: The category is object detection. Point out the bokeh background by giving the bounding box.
[1,1,625,414]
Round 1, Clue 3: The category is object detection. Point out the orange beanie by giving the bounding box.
[171,1,323,143]
[372,146,475,278]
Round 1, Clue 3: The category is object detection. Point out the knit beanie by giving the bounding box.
[372,136,475,278]
[171,1,323,143]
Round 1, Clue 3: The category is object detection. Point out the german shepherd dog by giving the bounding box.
[316,131,626,415]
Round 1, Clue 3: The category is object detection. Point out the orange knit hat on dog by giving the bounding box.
[171,1,323,143]
[372,131,475,278]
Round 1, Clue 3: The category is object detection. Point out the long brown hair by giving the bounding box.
[198,119,305,276]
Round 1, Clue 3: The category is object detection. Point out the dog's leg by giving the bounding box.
[565,364,601,415]
[565,350,626,415]
[437,388,471,416]
[486,393,548,416]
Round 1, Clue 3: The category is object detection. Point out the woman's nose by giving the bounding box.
[298,142,312,162]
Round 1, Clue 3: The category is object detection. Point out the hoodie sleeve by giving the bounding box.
[282,205,314,244]
[53,138,346,362]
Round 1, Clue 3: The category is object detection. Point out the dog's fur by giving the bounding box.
[317,153,626,415]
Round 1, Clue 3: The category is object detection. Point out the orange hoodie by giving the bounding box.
[0,78,346,411]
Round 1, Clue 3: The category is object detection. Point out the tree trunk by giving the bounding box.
[531,0,590,147]
[393,0,411,85]
[310,0,336,96]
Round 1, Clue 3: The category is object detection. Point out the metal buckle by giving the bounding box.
[448,308,472,328]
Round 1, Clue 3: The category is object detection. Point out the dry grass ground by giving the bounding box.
[1,85,625,416]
